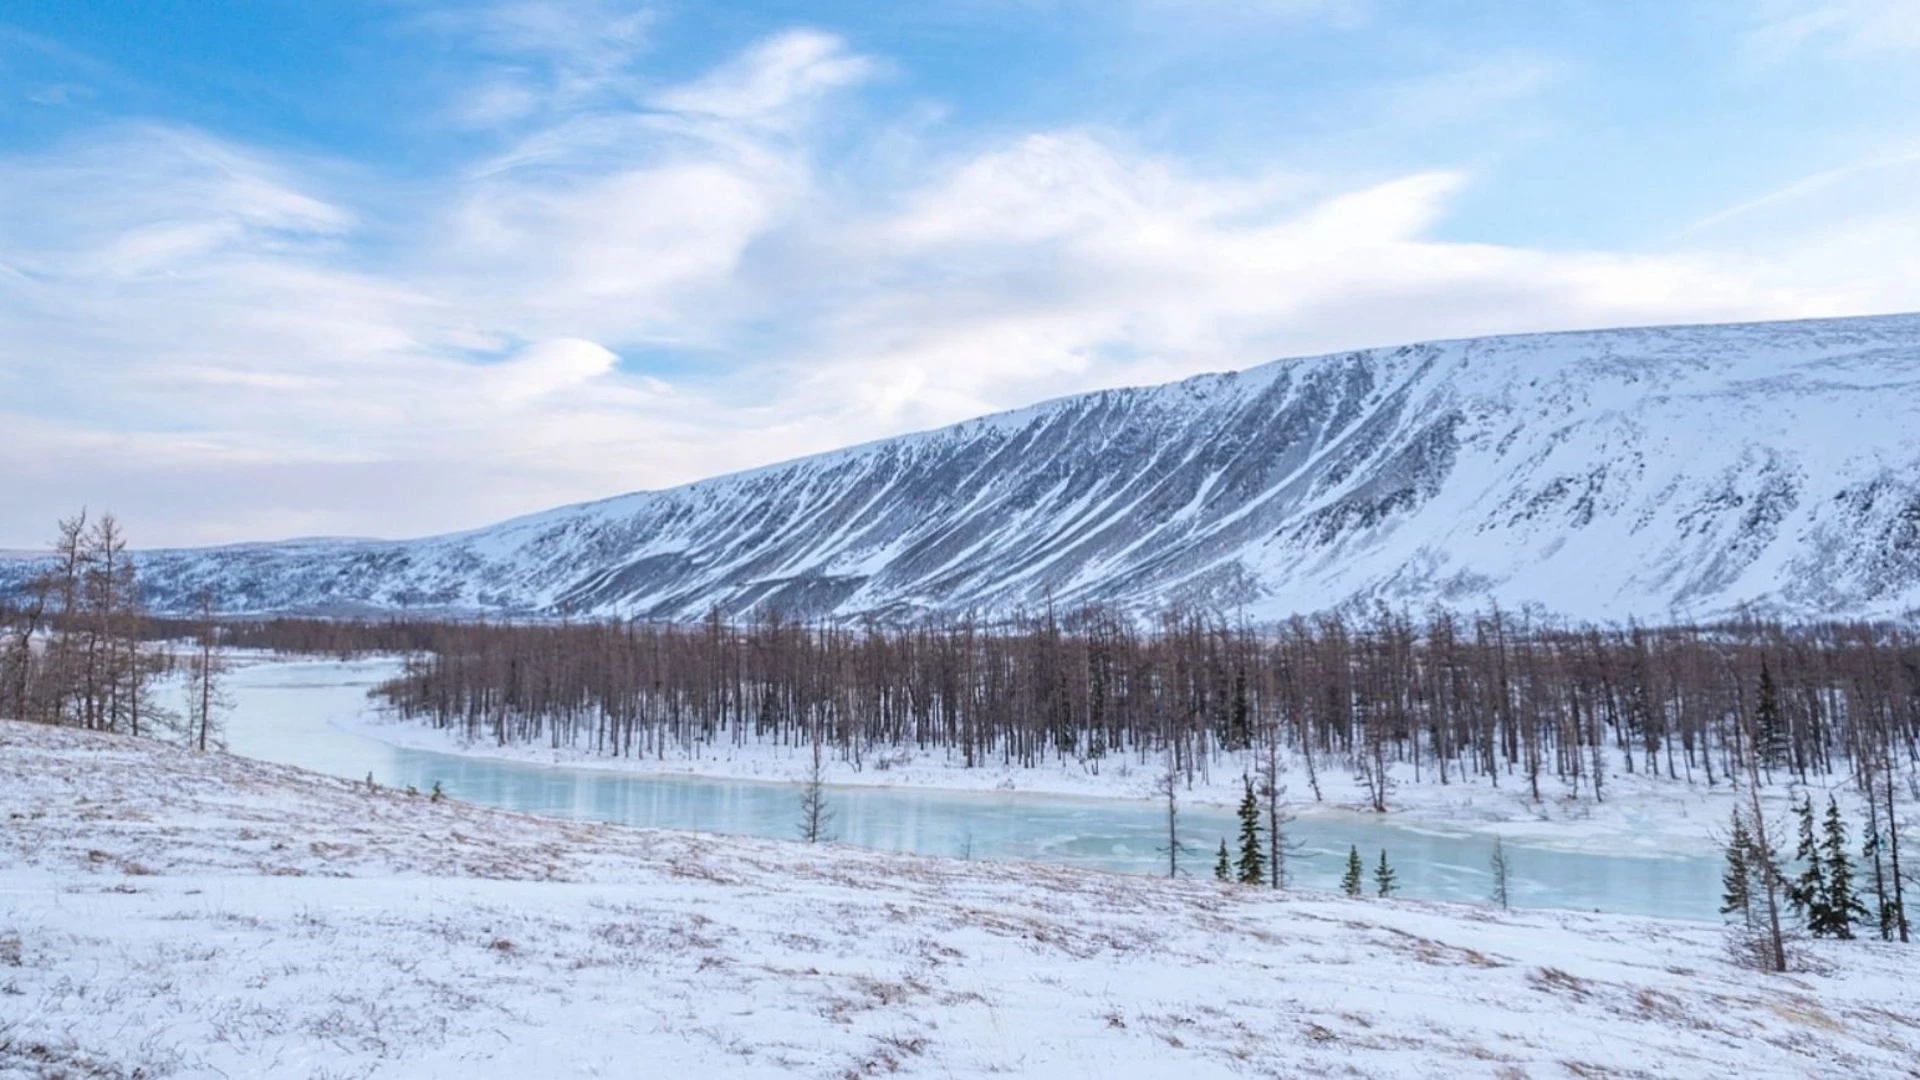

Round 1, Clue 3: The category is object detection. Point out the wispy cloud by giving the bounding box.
[0,13,1910,547]
[1743,0,1920,62]
[1679,148,1920,237]
[1366,51,1562,128]
[651,29,876,126]
[421,0,657,126]
[26,83,95,106]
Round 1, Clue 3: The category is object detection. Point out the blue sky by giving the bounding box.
[2,0,1917,547]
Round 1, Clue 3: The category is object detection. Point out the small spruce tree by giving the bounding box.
[1374,849,1397,898]
[1341,844,1364,897]
[1788,795,1825,926]
[1235,776,1266,885]
[1228,667,1251,751]
[1816,797,1867,939]
[1865,826,1897,941]
[1720,808,1754,926]
[1755,660,1786,772]
[1214,840,1232,882]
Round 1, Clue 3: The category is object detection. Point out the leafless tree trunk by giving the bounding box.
[798,728,834,844]
[189,589,231,751]
[1490,837,1511,910]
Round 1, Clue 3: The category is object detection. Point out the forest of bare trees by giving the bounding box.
[0,511,176,735]
[12,537,1920,834]
[343,605,1914,945]
[220,606,1915,811]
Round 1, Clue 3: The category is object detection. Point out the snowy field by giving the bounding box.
[5,719,1919,1079]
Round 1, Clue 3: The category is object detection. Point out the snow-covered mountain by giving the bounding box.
[33,313,1920,623]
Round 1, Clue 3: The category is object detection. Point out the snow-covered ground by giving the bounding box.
[5,718,1917,1079]
[339,700,1867,860]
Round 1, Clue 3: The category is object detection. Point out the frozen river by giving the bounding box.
[219,658,1725,921]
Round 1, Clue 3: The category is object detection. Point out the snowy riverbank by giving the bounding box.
[5,718,1918,1079]
[336,694,1871,860]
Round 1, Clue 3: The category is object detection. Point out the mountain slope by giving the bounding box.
[45,313,1920,622]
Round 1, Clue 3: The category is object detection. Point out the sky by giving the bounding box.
[1,0,1917,549]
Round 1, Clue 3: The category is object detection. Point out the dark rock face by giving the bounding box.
[14,313,1920,623]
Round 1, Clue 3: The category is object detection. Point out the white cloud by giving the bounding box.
[774,138,1868,439]
[425,0,657,126]
[651,29,876,127]
[26,83,94,106]
[1367,51,1562,127]
[1132,0,1373,31]
[1744,0,1920,61]
[0,25,1911,548]
[1679,149,1920,236]
[486,338,620,401]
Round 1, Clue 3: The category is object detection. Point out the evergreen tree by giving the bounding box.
[1214,840,1232,882]
[1864,826,1897,941]
[1228,666,1251,751]
[1787,795,1824,926]
[1374,849,1397,898]
[1815,797,1867,939]
[1234,776,1266,885]
[1754,660,1786,771]
[1341,844,1364,897]
[1720,808,1754,926]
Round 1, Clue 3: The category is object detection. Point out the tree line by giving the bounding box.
[1,511,165,734]
[346,608,1919,807]
[8,525,1918,829]
[349,605,1917,954]
[1,511,229,746]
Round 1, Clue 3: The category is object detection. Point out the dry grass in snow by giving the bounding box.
[3,719,1918,1079]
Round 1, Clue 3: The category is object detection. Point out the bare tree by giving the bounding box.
[220,599,1917,864]
[797,729,835,844]
[0,577,46,720]
[1490,837,1511,911]
[1736,695,1791,972]
[1257,722,1298,888]
[187,589,232,751]
[1154,751,1194,878]
[41,511,90,726]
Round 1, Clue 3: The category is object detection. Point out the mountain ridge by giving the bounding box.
[12,312,1920,624]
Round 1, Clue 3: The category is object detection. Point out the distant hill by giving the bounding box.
[13,313,1920,623]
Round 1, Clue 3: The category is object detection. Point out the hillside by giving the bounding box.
[4,718,1918,1078]
[15,312,1920,623]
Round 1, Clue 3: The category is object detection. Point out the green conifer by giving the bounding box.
[1235,776,1266,885]
[1341,844,1364,897]
[1374,849,1397,898]
[1865,827,1897,941]
[1755,660,1786,769]
[1720,807,1754,926]
[1214,839,1232,882]
[1816,797,1867,939]
[1788,794,1824,925]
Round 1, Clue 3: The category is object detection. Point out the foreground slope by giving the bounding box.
[3,720,1917,1079]
[70,312,1920,623]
